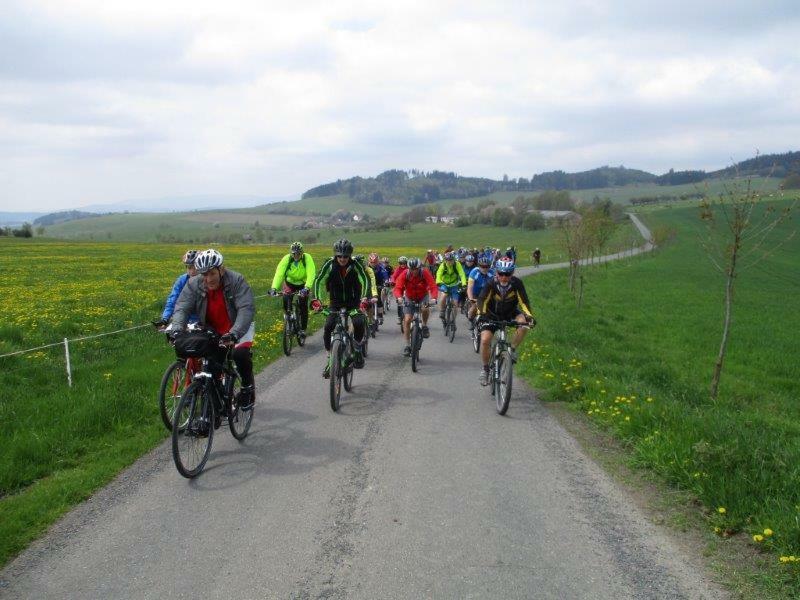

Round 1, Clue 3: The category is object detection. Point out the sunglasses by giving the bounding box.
[336,254,350,259]
[497,272,512,277]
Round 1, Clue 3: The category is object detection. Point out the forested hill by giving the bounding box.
[302,150,797,206]
[302,166,658,205]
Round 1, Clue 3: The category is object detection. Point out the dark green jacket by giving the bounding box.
[313,257,368,308]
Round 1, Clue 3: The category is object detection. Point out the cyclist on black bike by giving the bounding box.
[393,257,438,356]
[270,241,316,340]
[172,249,257,409]
[311,239,369,378]
[369,253,392,324]
[475,259,534,386]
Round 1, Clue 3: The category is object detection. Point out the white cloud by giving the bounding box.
[1,0,799,211]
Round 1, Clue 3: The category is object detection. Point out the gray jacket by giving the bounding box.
[172,268,255,340]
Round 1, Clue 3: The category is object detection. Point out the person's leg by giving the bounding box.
[298,294,309,331]
[512,314,529,354]
[232,345,255,409]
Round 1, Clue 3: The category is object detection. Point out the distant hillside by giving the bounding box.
[303,166,658,206]
[34,210,99,226]
[709,150,800,179]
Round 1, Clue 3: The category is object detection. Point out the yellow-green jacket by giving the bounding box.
[271,253,316,289]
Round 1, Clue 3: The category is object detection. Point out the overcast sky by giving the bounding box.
[1,0,799,212]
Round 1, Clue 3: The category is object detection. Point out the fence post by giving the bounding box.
[64,338,72,387]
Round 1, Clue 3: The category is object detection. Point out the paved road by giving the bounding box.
[2,217,725,598]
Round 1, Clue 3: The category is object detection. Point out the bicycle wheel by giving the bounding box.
[472,326,480,353]
[159,360,186,431]
[295,310,306,347]
[343,343,354,392]
[447,309,456,343]
[496,352,513,415]
[282,313,293,356]
[172,382,214,478]
[329,339,343,411]
[227,373,253,440]
[411,325,420,373]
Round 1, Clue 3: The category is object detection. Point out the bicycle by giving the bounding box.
[484,320,522,416]
[171,332,253,478]
[381,281,393,313]
[274,289,306,356]
[442,291,458,343]
[155,322,201,432]
[467,301,480,354]
[321,307,359,412]
[404,300,425,373]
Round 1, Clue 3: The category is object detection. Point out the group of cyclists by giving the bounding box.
[158,239,538,411]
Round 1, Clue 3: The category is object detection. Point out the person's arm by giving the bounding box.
[304,254,316,288]
[393,271,406,299]
[162,273,187,321]
[171,276,197,331]
[230,274,255,340]
[476,280,492,317]
[270,254,290,290]
[435,263,444,285]
[353,261,368,299]
[514,279,534,318]
[467,276,476,301]
[457,262,467,287]
[312,258,333,301]
[367,266,378,298]
[423,269,438,300]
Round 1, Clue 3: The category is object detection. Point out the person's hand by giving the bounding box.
[370,297,378,304]
[220,332,238,347]
[268,288,278,297]
[527,315,537,327]
[152,318,168,329]
[311,299,323,312]
[299,287,310,298]
[359,300,370,312]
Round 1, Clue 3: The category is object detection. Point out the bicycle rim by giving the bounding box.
[228,374,252,440]
[411,326,419,372]
[282,315,293,356]
[329,340,342,411]
[497,354,513,415]
[159,360,185,431]
[172,383,214,478]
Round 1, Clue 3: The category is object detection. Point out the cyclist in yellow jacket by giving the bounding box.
[435,251,467,324]
[270,241,316,339]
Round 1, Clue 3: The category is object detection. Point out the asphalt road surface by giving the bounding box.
[2,220,725,598]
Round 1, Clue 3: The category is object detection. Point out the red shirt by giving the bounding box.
[394,268,438,302]
[206,287,232,334]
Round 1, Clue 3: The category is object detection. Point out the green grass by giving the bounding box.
[514,194,800,596]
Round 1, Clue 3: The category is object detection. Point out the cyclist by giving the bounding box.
[466,255,494,329]
[154,250,199,327]
[354,254,379,330]
[393,257,438,356]
[532,247,541,267]
[171,249,257,410]
[460,253,476,306]
[424,249,437,276]
[370,253,392,324]
[475,258,534,386]
[504,246,517,262]
[311,239,369,378]
[435,251,467,325]
[270,241,316,340]
[390,256,409,325]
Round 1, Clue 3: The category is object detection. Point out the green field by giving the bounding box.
[514,192,800,595]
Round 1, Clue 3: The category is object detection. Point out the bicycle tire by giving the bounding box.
[227,372,253,440]
[411,325,420,373]
[282,313,293,356]
[329,339,342,411]
[295,309,306,347]
[158,360,186,431]
[172,382,214,478]
[497,352,513,415]
[343,348,354,392]
[448,311,456,343]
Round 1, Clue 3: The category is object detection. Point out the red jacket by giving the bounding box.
[394,268,438,302]
[390,265,408,284]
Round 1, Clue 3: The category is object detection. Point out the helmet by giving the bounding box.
[407,257,421,269]
[368,252,379,265]
[535,247,540,251]
[444,251,455,261]
[195,249,223,273]
[398,256,408,265]
[290,241,303,254]
[495,258,515,275]
[477,255,491,267]
[182,249,199,265]
[333,238,353,257]
[464,254,475,263]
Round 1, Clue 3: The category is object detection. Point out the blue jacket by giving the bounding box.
[162,273,198,323]
[468,266,495,298]
[373,263,392,286]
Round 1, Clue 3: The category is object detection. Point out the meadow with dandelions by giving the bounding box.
[0,239,424,566]
[515,197,800,594]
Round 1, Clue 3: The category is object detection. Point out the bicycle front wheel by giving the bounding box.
[329,339,343,411]
[496,352,513,415]
[227,373,253,440]
[447,313,456,343]
[172,382,214,478]
[282,314,293,356]
[411,325,420,373]
[159,360,186,431]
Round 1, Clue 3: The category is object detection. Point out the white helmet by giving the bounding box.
[195,249,223,273]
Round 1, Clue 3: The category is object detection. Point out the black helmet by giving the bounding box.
[407,257,421,269]
[333,238,353,257]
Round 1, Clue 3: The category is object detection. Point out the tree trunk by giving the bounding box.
[710,237,739,400]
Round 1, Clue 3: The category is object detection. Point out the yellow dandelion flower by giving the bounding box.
[717,507,726,515]
[753,534,764,543]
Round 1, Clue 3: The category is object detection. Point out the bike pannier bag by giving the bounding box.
[174,330,218,358]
